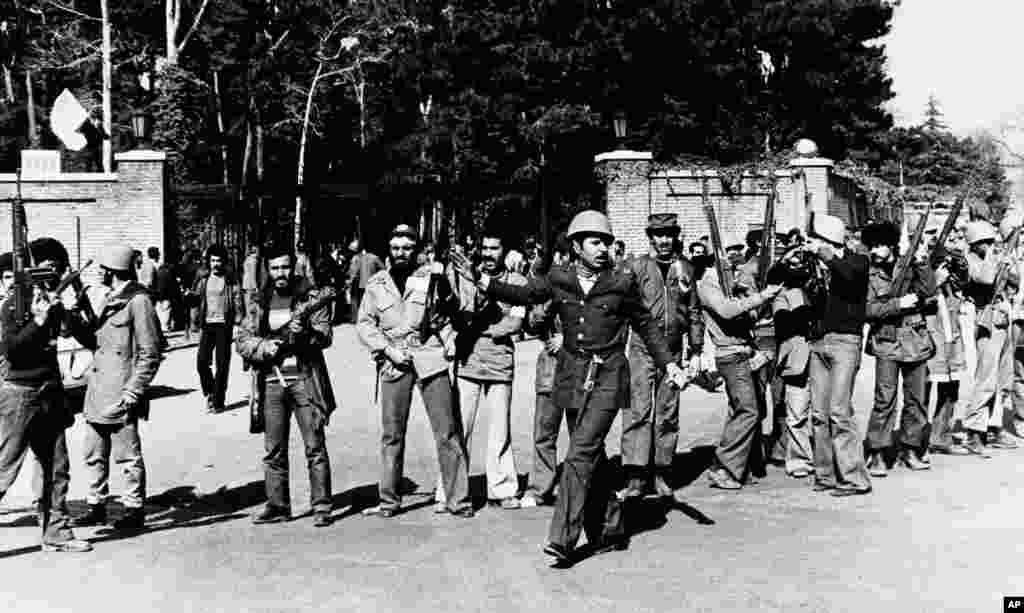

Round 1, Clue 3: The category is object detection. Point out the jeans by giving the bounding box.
[547,403,623,550]
[866,358,928,452]
[963,326,1011,434]
[379,370,470,512]
[197,323,232,407]
[714,352,764,483]
[263,379,331,513]
[524,393,577,500]
[809,333,870,491]
[83,420,146,509]
[0,383,75,543]
[783,373,813,474]
[621,347,680,476]
[435,379,518,502]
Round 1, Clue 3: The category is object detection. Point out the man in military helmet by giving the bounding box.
[961,219,1019,454]
[862,220,937,475]
[72,244,163,532]
[452,210,690,568]
[619,213,704,500]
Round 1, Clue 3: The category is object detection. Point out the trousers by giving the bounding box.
[809,333,870,491]
[263,379,331,513]
[782,373,813,474]
[621,346,679,475]
[0,383,75,543]
[379,370,470,512]
[866,358,929,451]
[714,352,764,483]
[83,420,146,509]
[963,326,1011,434]
[197,323,232,407]
[523,392,574,500]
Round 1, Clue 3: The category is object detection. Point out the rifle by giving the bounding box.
[757,176,777,289]
[977,226,1021,333]
[701,177,734,298]
[890,204,932,298]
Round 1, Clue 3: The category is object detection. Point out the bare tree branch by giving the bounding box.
[177,0,212,56]
[45,0,101,21]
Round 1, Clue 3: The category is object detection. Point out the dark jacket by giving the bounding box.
[866,260,937,363]
[189,272,244,328]
[813,252,870,339]
[235,278,336,420]
[488,263,673,410]
[622,253,703,357]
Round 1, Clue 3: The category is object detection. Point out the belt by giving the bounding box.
[566,344,625,360]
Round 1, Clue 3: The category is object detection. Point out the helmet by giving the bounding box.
[999,210,1022,240]
[811,213,846,246]
[99,244,136,272]
[720,233,746,251]
[965,221,997,245]
[566,210,613,240]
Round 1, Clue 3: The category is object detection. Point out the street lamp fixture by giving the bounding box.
[613,111,628,150]
[131,111,152,148]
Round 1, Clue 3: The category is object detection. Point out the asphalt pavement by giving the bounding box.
[1,325,1021,613]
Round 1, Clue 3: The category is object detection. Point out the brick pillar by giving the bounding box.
[594,150,653,257]
[788,156,834,232]
[114,149,168,260]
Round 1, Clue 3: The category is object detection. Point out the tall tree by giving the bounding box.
[923,93,947,132]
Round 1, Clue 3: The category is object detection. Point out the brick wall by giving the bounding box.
[596,150,857,257]
[0,150,166,288]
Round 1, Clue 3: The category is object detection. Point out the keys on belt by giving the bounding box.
[582,355,604,392]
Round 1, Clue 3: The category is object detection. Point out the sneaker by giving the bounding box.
[789,468,811,479]
[361,504,397,518]
[964,433,991,458]
[312,512,332,527]
[433,500,448,514]
[448,506,475,519]
[989,431,1018,450]
[112,508,145,532]
[929,444,970,456]
[253,506,292,524]
[496,497,520,510]
[830,486,872,497]
[42,538,93,553]
[899,449,930,471]
[73,504,107,527]
[519,494,540,509]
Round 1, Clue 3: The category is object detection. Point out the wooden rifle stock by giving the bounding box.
[890,204,932,297]
[757,177,777,289]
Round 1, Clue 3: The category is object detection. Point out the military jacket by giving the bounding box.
[487,263,673,410]
[865,261,936,363]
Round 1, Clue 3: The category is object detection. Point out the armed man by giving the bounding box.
[697,231,782,491]
[619,213,703,500]
[804,214,872,496]
[862,220,937,475]
[452,210,689,568]
[961,218,1020,454]
[0,238,93,551]
[357,224,474,519]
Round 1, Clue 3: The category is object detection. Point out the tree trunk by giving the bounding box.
[25,70,37,148]
[101,0,113,172]
[213,70,230,185]
[354,74,367,149]
[3,67,13,104]
[294,63,323,250]
[165,0,179,65]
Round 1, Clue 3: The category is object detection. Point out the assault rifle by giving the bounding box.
[890,204,932,298]
[701,177,734,297]
[757,176,777,289]
[977,225,1021,333]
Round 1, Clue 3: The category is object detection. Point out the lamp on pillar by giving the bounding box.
[613,111,628,150]
[130,111,152,148]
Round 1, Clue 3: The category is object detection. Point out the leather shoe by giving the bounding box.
[653,475,675,498]
[74,504,107,527]
[929,444,970,456]
[112,508,145,532]
[899,450,930,471]
[964,433,991,457]
[361,505,397,518]
[866,453,887,478]
[707,468,742,490]
[42,538,93,553]
[988,431,1018,449]
[448,506,475,518]
[253,506,292,523]
[543,542,574,568]
[812,482,836,492]
[589,537,629,556]
[830,487,871,497]
[312,512,332,527]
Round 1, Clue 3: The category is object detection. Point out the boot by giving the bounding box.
[112,508,145,532]
[73,504,107,527]
[988,429,1018,450]
[653,473,675,499]
[899,449,930,471]
[866,452,887,478]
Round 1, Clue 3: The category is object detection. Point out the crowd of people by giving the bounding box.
[0,202,1021,570]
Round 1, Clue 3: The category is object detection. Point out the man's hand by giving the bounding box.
[384,345,412,366]
[450,251,478,284]
[287,319,303,335]
[119,390,139,411]
[30,288,56,327]
[899,294,919,310]
[687,354,703,374]
[443,336,457,359]
[263,339,284,359]
[760,284,783,300]
[666,363,690,389]
[934,263,950,288]
[544,333,563,355]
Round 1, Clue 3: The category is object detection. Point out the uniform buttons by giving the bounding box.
[578,317,584,324]
[577,332,583,339]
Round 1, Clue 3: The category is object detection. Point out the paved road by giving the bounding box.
[1,326,1020,613]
